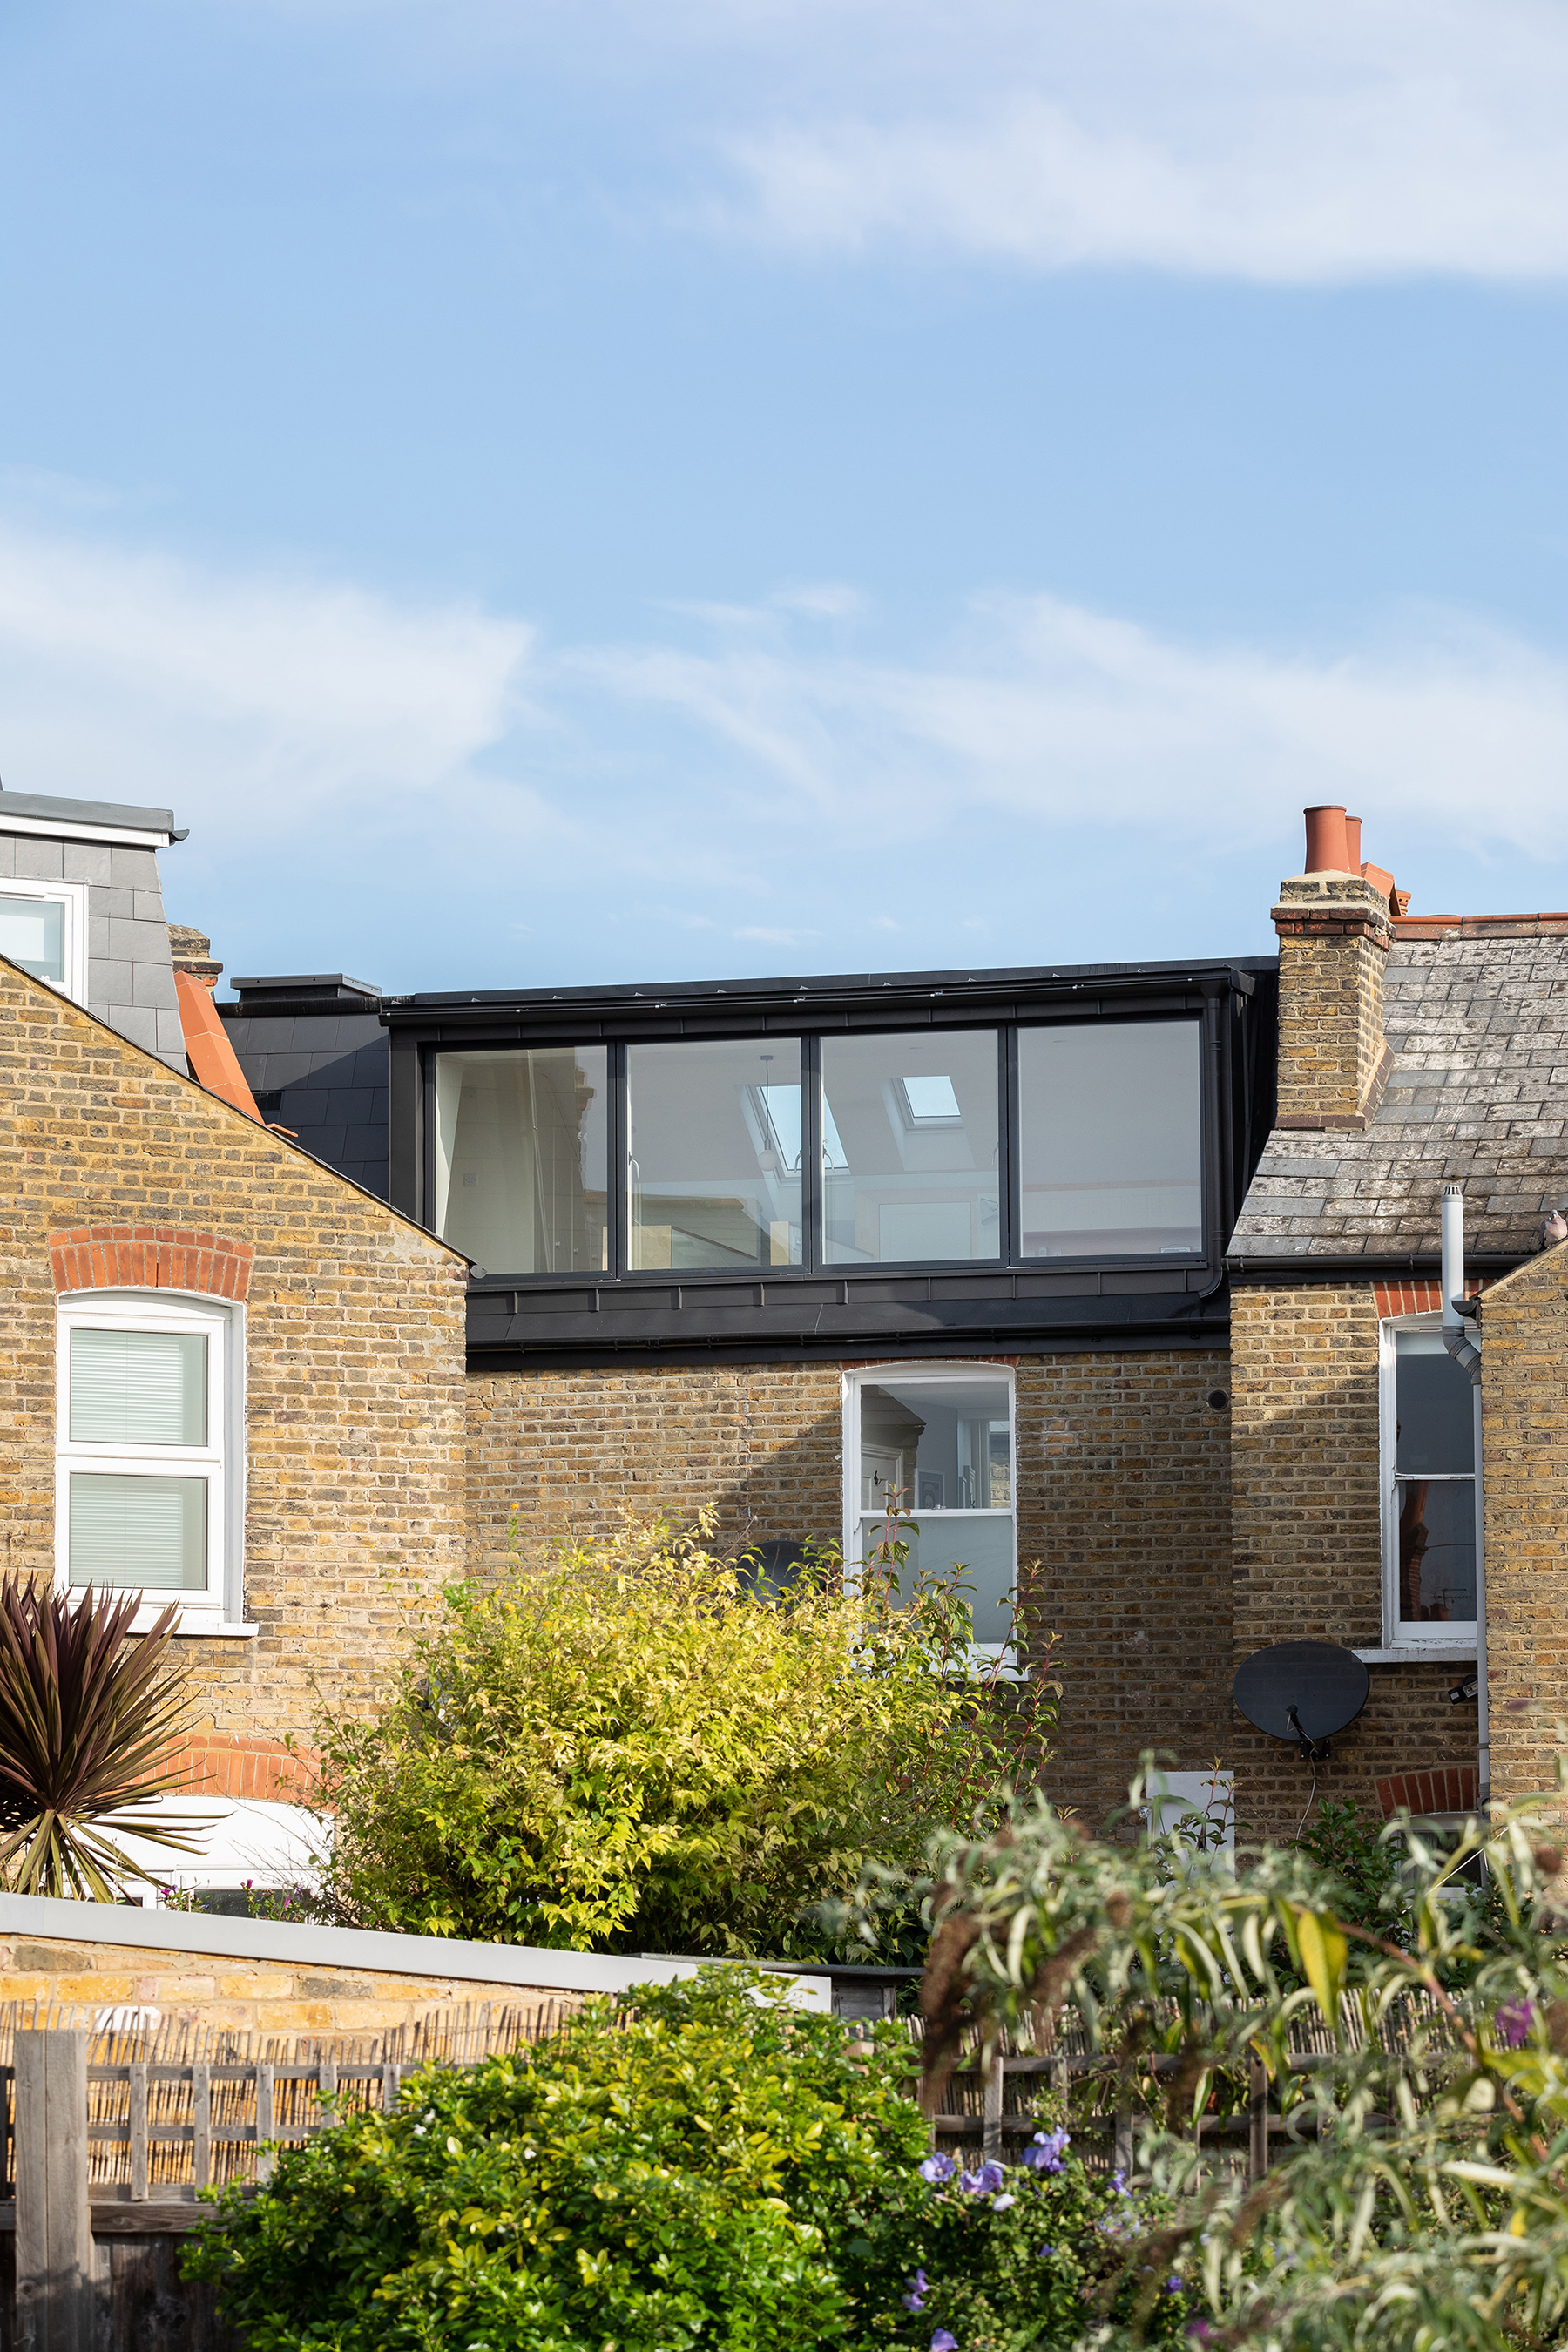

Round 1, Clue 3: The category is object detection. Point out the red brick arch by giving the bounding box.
[48,1223,253,1301]
[164,1734,316,1805]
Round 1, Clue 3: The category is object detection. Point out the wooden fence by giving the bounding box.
[0,1994,1456,2349]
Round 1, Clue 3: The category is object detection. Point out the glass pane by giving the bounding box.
[628,1038,803,1272]
[821,1031,999,1264]
[1018,1020,1202,1258]
[434,1048,607,1274]
[860,1513,1016,1645]
[1396,1477,1477,1623]
[0,894,64,983]
[68,1472,207,1591]
[860,1377,1011,1513]
[71,1328,206,1446]
[1395,1329,1476,1473]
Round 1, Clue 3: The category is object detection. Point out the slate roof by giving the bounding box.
[1231,919,1568,1260]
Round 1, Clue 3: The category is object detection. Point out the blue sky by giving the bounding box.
[4,0,1568,990]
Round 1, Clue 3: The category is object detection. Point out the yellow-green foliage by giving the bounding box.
[314,1516,1052,1956]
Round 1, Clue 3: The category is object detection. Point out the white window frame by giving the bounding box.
[1376,1312,1481,1657]
[841,1361,1018,1666]
[55,1290,247,1634]
[0,876,89,1006]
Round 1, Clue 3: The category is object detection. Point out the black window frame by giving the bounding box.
[417,1009,1215,1284]
[385,956,1274,1363]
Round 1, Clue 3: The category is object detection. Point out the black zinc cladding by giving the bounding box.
[371,956,1276,1368]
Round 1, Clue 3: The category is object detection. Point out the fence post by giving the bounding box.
[1247,2051,1269,2181]
[14,2030,94,2352]
[982,2051,1004,2163]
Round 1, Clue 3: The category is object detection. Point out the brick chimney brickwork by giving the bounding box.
[1272,873,1395,1132]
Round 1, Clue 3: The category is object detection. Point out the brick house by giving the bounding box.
[1227,811,1568,1832]
[220,929,1279,1836]
[0,787,469,1887]
[9,769,1566,1883]
[217,805,1568,1848]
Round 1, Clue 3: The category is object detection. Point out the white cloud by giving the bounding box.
[716,0,1568,281]
[0,522,539,859]
[6,511,1568,976]
[569,593,1568,863]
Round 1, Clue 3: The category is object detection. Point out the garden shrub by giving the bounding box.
[312,1511,1056,1957]
[186,1970,1187,2352]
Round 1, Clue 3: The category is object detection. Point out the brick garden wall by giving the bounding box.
[0,958,470,1773]
[0,1930,578,2037]
[1230,1281,1476,1837]
[470,1347,1238,1832]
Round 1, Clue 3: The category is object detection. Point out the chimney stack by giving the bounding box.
[1272,806,1397,1132]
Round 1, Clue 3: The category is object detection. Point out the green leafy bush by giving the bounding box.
[842,1761,1568,2351]
[312,1512,1056,1957]
[186,1970,1185,2352]
[889,2137,1196,2351]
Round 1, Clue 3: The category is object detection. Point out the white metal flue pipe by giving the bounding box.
[1441,1183,1489,1808]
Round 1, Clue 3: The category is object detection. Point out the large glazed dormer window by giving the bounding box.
[1380,1317,1479,1649]
[55,1292,242,1632]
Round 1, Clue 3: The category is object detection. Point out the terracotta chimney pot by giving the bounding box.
[1343,814,1362,870]
[1303,805,1351,874]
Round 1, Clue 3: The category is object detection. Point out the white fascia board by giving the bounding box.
[0,813,176,848]
[0,1892,830,2007]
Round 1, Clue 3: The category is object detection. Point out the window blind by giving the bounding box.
[0,896,64,983]
[70,1328,207,1446]
[68,1472,208,1590]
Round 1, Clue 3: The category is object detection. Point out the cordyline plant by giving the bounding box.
[312,1508,1058,1959]
[0,1577,202,1899]
[841,1761,1568,2351]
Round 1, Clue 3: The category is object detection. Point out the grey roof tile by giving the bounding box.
[1233,929,1568,1258]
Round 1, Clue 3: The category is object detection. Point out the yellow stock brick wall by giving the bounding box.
[1272,875,1392,1130]
[0,958,470,1762]
[1475,1243,1568,1807]
[0,1930,577,2037]
[469,1348,1237,1832]
[466,1362,845,1574]
[1230,1281,1475,1836]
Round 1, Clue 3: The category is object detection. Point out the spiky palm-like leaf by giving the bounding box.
[0,1578,205,1900]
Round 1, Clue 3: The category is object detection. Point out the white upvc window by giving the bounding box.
[1377,1313,1481,1654]
[55,1292,245,1632]
[841,1362,1017,1662]
[0,877,89,1006]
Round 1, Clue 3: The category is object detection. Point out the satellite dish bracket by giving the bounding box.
[1285,1705,1331,1764]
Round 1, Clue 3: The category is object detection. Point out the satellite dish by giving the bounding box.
[1233,1641,1369,1762]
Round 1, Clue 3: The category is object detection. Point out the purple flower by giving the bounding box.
[1111,2169,1129,2194]
[903,2269,929,2313]
[919,2152,956,2184]
[1022,2126,1070,2173]
[1167,2276,1183,2293]
[1187,2325,1215,2343]
[931,2335,959,2352]
[1038,2242,1053,2258]
[991,2193,1015,2211]
[959,2160,1006,2195]
[1497,1999,1536,2049]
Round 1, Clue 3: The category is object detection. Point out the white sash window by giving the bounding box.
[56,1292,243,1632]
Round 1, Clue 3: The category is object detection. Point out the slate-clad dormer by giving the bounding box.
[0,783,188,1071]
